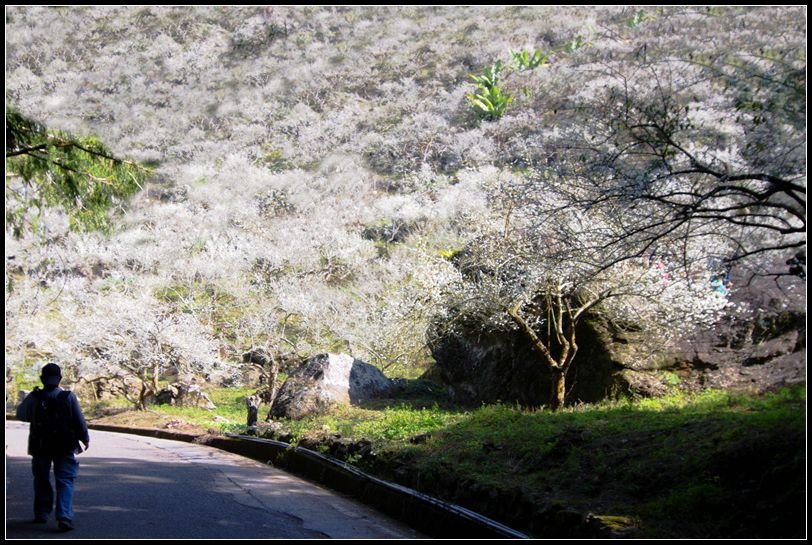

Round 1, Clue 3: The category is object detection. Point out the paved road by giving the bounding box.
[5,421,421,539]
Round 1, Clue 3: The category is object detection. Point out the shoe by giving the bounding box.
[57,520,74,532]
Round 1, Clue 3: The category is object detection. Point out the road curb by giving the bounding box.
[82,422,527,538]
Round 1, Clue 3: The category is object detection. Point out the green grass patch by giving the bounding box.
[259,402,466,446]
[79,384,805,538]
[148,386,256,431]
[361,386,805,538]
[352,403,464,441]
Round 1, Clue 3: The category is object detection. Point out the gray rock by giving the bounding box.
[17,389,30,408]
[668,327,806,394]
[151,383,216,410]
[428,304,805,408]
[242,348,271,366]
[427,316,627,408]
[269,353,394,419]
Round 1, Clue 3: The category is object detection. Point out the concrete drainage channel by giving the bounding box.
[87,424,528,539]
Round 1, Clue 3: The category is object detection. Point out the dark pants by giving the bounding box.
[31,453,79,522]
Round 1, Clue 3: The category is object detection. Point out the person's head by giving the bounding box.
[40,362,62,388]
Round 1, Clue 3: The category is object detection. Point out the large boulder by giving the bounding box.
[428,301,805,408]
[659,309,806,393]
[627,267,807,396]
[428,316,629,408]
[269,353,394,419]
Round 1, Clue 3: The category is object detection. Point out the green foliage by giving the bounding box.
[565,35,588,53]
[353,403,462,441]
[627,9,650,28]
[467,61,513,121]
[468,46,551,121]
[509,48,549,72]
[150,386,256,430]
[361,387,805,536]
[258,145,292,172]
[5,107,148,237]
[262,402,465,446]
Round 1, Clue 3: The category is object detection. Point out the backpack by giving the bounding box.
[29,389,78,456]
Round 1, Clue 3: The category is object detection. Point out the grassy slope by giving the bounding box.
[88,386,806,538]
[364,389,806,538]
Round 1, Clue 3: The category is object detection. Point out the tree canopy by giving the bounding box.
[5,107,147,237]
[540,21,806,282]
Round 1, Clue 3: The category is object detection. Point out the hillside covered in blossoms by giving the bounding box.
[5,6,805,407]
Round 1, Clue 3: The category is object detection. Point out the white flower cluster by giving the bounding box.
[4,6,804,385]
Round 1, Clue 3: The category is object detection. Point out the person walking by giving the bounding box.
[16,363,90,532]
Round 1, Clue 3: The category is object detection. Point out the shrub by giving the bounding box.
[467,61,512,121]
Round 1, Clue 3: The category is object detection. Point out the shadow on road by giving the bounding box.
[7,454,328,539]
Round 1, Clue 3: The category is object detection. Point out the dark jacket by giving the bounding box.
[16,386,90,455]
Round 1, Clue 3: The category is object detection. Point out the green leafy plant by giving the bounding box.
[469,83,513,121]
[565,35,588,53]
[467,48,550,121]
[509,48,549,72]
[353,403,461,441]
[467,61,513,121]
[627,9,651,28]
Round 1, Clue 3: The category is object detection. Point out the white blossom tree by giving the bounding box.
[437,169,733,410]
[529,7,806,284]
[4,6,804,401]
[68,290,225,410]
